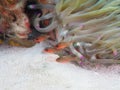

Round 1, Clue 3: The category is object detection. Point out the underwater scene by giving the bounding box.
[1,0,120,67]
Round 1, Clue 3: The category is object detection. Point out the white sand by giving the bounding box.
[0,43,120,90]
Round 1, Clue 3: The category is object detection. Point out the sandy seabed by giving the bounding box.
[0,43,120,90]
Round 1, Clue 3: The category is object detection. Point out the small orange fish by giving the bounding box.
[34,35,49,43]
[56,56,77,63]
[55,41,73,50]
[44,47,58,53]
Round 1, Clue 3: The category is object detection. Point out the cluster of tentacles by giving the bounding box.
[1,0,120,67]
[30,0,120,66]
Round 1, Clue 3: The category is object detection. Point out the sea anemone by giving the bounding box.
[1,0,120,66]
[32,0,120,66]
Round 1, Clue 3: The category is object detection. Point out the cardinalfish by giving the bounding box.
[55,41,73,50]
[44,41,73,53]
[44,47,59,53]
[34,35,49,43]
[56,55,78,63]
